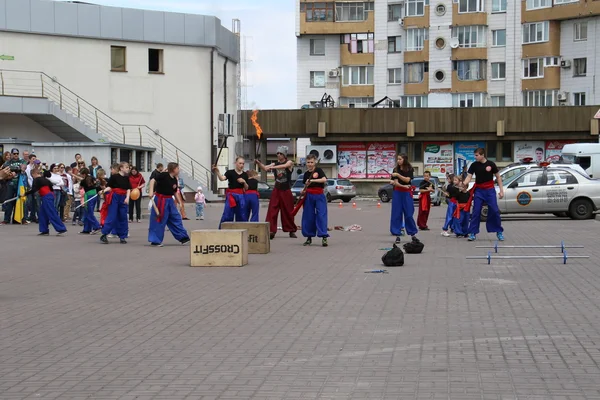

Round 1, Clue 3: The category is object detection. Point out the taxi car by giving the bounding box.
[481,166,600,220]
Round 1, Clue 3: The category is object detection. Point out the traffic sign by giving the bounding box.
[595,108,600,119]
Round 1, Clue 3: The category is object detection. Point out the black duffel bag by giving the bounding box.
[403,237,425,254]
[382,243,404,267]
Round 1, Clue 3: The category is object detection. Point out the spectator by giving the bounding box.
[49,164,64,213]
[70,153,83,169]
[128,166,146,223]
[62,166,75,221]
[2,151,11,164]
[2,148,27,225]
[0,166,15,204]
[89,156,102,179]
[149,163,164,182]
[25,154,40,223]
[72,176,83,226]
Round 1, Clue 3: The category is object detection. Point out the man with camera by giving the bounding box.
[1,148,27,225]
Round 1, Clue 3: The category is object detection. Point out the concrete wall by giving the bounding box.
[0,114,64,142]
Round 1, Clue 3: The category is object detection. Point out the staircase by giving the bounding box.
[0,69,218,200]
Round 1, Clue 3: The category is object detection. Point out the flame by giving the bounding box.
[250,109,263,140]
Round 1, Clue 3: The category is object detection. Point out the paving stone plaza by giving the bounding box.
[1,201,600,399]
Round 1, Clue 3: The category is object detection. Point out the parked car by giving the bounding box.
[378,176,442,206]
[326,179,356,203]
[257,182,274,199]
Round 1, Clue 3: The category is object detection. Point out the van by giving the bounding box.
[561,143,600,178]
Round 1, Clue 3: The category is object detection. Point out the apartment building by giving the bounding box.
[296,0,600,109]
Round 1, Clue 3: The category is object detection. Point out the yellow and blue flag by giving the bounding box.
[13,174,27,224]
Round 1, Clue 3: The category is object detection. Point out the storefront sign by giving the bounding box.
[424,142,453,179]
[338,143,367,179]
[545,140,575,162]
[514,141,545,162]
[454,141,485,176]
[367,142,396,178]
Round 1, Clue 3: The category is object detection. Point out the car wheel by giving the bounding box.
[326,193,332,203]
[481,206,488,222]
[379,192,390,203]
[569,198,594,220]
[342,197,351,203]
[553,212,568,218]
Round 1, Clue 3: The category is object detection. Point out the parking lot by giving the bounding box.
[1,201,600,399]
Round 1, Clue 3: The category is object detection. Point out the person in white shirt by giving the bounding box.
[25,154,40,223]
[49,164,65,212]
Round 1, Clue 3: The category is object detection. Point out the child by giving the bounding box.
[79,168,101,234]
[72,179,83,225]
[417,171,435,231]
[194,186,206,220]
[441,174,457,237]
[23,168,67,236]
[301,154,329,247]
[100,162,131,244]
[448,176,471,237]
[213,157,248,228]
[244,170,260,222]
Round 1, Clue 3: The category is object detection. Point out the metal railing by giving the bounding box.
[0,69,213,189]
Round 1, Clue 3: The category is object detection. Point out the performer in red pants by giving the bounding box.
[417,171,434,230]
[255,146,297,240]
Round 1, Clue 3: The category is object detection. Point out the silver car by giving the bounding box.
[326,179,356,203]
[482,166,600,220]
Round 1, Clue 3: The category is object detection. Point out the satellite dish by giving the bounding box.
[450,38,459,49]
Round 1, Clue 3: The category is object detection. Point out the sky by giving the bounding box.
[59,0,296,110]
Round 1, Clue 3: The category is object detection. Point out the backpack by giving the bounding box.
[382,243,404,267]
[403,237,425,254]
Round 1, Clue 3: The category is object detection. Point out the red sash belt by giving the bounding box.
[466,180,495,210]
[154,193,173,222]
[418,192,431,211]
[394,185,412,192]
[449,198,458,204]
[226,188,244,208]
[454,202,470,219]
[245,190,259,197]
[112,188,128,195]
[306,187,324,195]
[100,192,113,226]
[39,186,51,197]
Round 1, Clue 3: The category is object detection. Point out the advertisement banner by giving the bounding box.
[454,141,485,177]
[545,140,576,162]
[514,141,545,162]
[367,142,396,178]
[424,142,454,178]
[337,143,367,179]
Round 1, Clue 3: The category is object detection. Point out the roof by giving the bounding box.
[0,0,239,62]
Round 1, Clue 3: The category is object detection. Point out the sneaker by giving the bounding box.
[23,220,31,225]
[108,234,117,239]
[151,243,163,247]
[496,232,505,242]
[195,217,199,220]
[90,229,99,235]
[270,233,275,240]
[183,217,190,220]
[441,231,451,237]
[468,234,476,241]
[180,238,191,245]
[136,219,140,223]
[420,227,429,231]
[322,238,328,247]
[129,220,133,223]
[120,239,127,244]
[0,221,8,225]
[56,231,67,236]
[79,231,90,235]
[38,232,49,236]
[395,236,401,244]
[72,221,76,226]
[200,216,204,220]
[100,234,108,244]
[289,232,297,238]
[303,238,312,246]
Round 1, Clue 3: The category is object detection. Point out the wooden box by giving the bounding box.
[190,229,248,267]
[221,222,270,254]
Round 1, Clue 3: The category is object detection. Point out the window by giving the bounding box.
[435,4,446,15]
[412,142,423,162]
[492,0,506,12]
[310,39,325,55]
[574,92,586,106]
[342,66,374,86]
[574,22,588,41]
[523,90,557,106]
[491,95,506,106]
[401,95,428,108]
[554,0,578,4]
[310,71,325,88]
[405,62,428,83]
[388,36,402,53]
[491,63,506,80]
[335,2,366,21]
[459,0,484,13]
[501,142,512,161]
[526,0,551,9]
[547,170,578,185]
[364,2,374,11]
[515,170,545,188]
[545,57,559,67]
[523,58,544,78]
[454,60,486,81]
[388,68,402,84]
[339,97,374,108]
[452,26,486,48]
[388,4,403,21]
[452,93,484,108]
[434,70,445,82]
[435,37,446,49]
[492,30,506,46]
[111,46,126,72]
[405,28,428,51]
[575,156,591,171]
[523,21,549,44]
[342,33,374,54]
[305,3,334,22]
[574,58,587,76]
[487,142,497,160]
[149,49,163,73]
[406,0,425,16]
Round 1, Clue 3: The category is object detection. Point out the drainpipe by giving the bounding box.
[211,49,216,194]
[224,58,228,114]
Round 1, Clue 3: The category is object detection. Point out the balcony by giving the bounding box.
[452,3,487,26]
[451,47,487,61]
[340,85,374,97]
[404,41,430,63]
[403,6,430,28]
[522,21,560,58]
[451,71,487,93]
[522,0,600,23]
[340,45,374,66]
[521,68,560,91]
[404,73,429,95]
[299,11,374,35]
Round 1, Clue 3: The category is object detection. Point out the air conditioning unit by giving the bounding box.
[560,59,571,68]
[398,18,404,26]
[557,92,568,101]
[306,145,337,164]
[328,69,339,78]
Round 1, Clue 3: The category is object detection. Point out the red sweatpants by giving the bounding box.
[417,193,431,229]
[266,188,297,234]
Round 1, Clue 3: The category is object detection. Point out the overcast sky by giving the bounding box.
[59,0,296,110]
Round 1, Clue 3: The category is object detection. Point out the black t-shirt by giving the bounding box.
[107,174,132,190]
[247,178,258,191]
[392,167,414,186]
[303,168,326,189]
[81,176,97,193]
[154,172,179,196]
[25,177,53,196]
[272,161,292,190]
[224,169,248,190]
[468,160,498,184]
[448,185,470,203]
[419,180,433,191]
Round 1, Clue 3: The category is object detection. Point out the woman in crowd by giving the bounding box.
[128,166,146,223]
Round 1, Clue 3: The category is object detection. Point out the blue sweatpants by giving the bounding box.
[390,190,417,236]
[452,210,470,236]
[301,192,329,238]
[468,187,503,235]
[83,196,100,233]
[219,192,247,228]
[443,201,457,231]
[244,193,260,222]
[101,193,128,239]
[39,193,67,234]
[148,197,189,244]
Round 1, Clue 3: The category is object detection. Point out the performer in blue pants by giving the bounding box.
[148,162,190,247]
[100,162,131,244]
[23,168,67,236]
[447,176,471,237]
[463,147,505,241]
[390,153,418,244]
[244,170,260,222]
[441,174,457,237]
[79,168,101,234]
[301,154,329,247]
[213,156,248,228]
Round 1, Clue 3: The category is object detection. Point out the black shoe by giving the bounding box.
[100,234,108,244]
[289,232,297,238]
[270,233,275,240]
[79,231,90,234]
[303,238,312,246]
[38,232,49,236]
[395,236,401,244]
[56,231,67,237]
[322,238,328,247]
[120,239,127,244]
[420,227,430,231]
[180,238,190,245]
